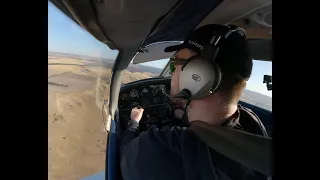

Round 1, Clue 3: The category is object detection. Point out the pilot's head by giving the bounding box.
[165,24,253,123]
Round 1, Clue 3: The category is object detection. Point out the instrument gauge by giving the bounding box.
[152,88,160,96]
[130,89,139,98]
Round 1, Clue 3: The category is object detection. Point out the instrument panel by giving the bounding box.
[118,82,172,131]
[119,84,170,109]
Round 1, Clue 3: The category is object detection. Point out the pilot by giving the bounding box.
[120,24,267,180]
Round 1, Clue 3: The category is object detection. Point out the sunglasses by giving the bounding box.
[169,57,188,74]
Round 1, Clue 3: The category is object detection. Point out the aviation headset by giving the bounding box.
[172,25,246,100]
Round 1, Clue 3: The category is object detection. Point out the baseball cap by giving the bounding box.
[164,24,252,80]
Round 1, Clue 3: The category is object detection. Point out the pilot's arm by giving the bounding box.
[120,107,143,156]
[120,107,184,180]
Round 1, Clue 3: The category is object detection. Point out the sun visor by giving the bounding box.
[133,41,183,64]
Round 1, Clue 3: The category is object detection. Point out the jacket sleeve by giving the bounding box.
[120,125,184,180]
[120,120,140,156]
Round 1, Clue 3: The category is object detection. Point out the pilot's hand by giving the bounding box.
[131,107,144,122]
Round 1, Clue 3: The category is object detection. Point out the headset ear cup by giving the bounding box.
[179,58,217,100]
[210,61,222,92]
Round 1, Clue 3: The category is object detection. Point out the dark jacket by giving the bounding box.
[120,117,267,180]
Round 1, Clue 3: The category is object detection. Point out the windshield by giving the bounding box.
[122,59,169,84]
[48,2,118,179]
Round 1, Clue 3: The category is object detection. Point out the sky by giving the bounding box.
[48,2,118,59]
[48,2,272,97]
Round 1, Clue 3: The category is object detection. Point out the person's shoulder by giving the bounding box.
[141,125,186,153]
[146,125,186,133]
[159,125,187,132]
[146,125,187,141]
[237,105,268,136]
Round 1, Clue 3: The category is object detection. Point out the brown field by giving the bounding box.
[48,55,111,180]
[48,55,153,180]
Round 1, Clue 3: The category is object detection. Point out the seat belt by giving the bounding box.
[188,121,273,176]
